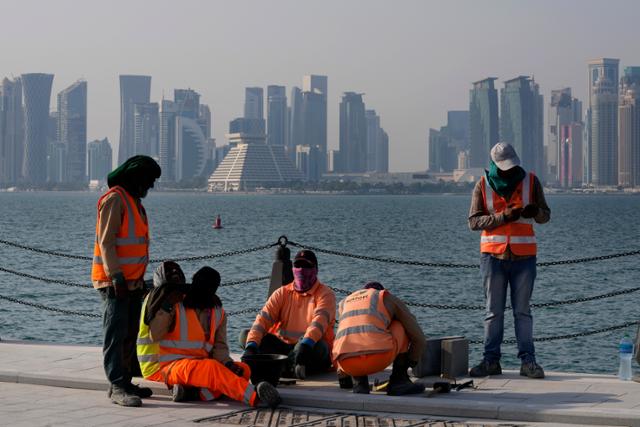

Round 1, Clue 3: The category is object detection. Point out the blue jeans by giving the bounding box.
[480,253,536,363]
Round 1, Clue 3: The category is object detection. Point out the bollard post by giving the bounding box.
[268,238,293,297]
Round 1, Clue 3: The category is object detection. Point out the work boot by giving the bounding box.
[469,360,502,377]
[256,381,282,409]
[110,384,142,407]
[108,383,153,399]
[172,384,201,402]
[520,361,545,379]
[338,373,353,389]
[386,353,425,396]
[352,376,370,394]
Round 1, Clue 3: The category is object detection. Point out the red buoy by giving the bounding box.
[213,215,223,229]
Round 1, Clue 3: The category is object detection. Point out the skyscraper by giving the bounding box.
[288,86,303,160]
[500,76,544,175]
[548,88,582,183]
[446,110,470,150]
[558,123,583,188]
[87,138,113,181]
[377,128,389,173]
[618,67,640,187]
[0,77,24,185]
[21,73,54,185]
[174,89,200,119]
[469,78,499,168]
[365,110,380,172]
[174,115,207,182]
[302,75,328,172]
[243,87,265,134]
[159,99,177,182]
[339,92,367,173]
[133,102,159,157]
[198,104,212,140]
[587,58,619,185]
[267,85,286,146]
[57,80,87,183]
[118,75,151,164]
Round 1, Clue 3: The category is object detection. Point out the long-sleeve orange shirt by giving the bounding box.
[247,281,336,349]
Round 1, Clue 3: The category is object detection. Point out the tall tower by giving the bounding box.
[618,67,640,187]
[586,58,619,185]
[365,109,380,172]
[21,73,54,185]
[339,92,367,173]
[500,76,544,175]
[57,80,87,183]
[87,138,113,181]
[267,85,286,146]
[288,86,303,160]
[133,102,159,157]
[0,77,24,185]
[302,75,328,171]
[469,78,499,168]
[118,75,151,165]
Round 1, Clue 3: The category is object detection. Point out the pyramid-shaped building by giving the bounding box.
[208,133,303,191]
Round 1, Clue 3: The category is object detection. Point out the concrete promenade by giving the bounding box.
[1,340,640,426]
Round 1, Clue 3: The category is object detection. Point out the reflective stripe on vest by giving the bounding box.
[480,172,537,256]
[332,289,394,360]
[243,383,255,405]
[92,186,149,281]
[137,294,161,378]
[200,388,215,401]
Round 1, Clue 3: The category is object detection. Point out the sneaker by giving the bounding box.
[256,381,282,409]
[386,377,425,396]
[171,384,201,402]
[110,385,142,407]
[352,376,370,394]
[338,375,353,389]
[469,360,502,377]
[520,361,545,379]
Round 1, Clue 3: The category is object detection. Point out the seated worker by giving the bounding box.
[242,250,335,379]
[137,262,281,408]
[332,282,427,395]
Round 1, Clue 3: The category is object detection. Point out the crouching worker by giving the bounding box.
[137,262,281,408]
[242,250,335,379]
[332,282,427,395]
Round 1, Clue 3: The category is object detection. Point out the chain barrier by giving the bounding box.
[0,294,101,318]
[289,240,640,268]
[1,293,636,344]
[0,238,278,263]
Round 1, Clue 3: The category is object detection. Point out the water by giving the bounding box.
[0,192,639,375]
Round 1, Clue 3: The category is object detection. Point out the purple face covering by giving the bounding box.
[293,267,317,293]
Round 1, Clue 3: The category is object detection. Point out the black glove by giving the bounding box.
[295,343,312,366]
[521,204,539,219]
[241,342,259,359]
[225,361,244,377]
[112,272,128,300]
[503,206,523,223]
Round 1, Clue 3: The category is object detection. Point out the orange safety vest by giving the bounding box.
[480,171,537,256]
[91,186,149,281]
[332,288,393,361]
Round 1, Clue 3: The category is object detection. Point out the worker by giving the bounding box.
[468,142,550,379]
[91,155,161,407]
[242,250,335,379]
[332,282,427,395]
[137,263,282,408]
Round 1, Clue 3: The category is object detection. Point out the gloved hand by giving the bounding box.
[503,206,523,223]
[112,272,128,300]
[295,343,312,366]
[241,342,258,359]
[225,361,244,377]
[408,358,418,368]
[521,204,539,219]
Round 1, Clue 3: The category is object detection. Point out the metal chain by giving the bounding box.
[220,276,271,287]
[226,307,262,317]
[0,238,278,263]
[0,266,92,289]
[0,294,101,318]
[469,320,640,344]
[289,240,640,268]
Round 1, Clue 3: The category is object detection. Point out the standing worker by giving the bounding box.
[332,282,427,395]
[468,142,550,379]
[91,155,161,406]
[242,250,335,379]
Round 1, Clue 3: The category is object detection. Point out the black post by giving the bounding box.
[268,237,293,297]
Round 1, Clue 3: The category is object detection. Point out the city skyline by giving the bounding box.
[2,0,639,172]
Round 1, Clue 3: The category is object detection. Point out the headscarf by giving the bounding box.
[363,281,385,291]
[143,261,187,325]
[486,160,526,199]
[107,155,161,194]
[183,266,222,309]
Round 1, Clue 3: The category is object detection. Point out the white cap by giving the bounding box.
[490,142,520,171]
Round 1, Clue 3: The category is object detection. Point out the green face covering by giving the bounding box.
[107,155,161,194]
[486,161,525,199]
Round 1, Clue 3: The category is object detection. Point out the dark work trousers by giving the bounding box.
[99,287,143,387]
[258,333,331,375]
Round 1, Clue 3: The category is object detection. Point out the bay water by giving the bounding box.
[0,192,638,374]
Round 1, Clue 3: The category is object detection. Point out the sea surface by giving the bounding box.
[0,191,639,375]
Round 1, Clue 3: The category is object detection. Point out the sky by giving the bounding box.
[2,0,639,172]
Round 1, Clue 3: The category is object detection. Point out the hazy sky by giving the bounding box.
[2,0,639,171]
